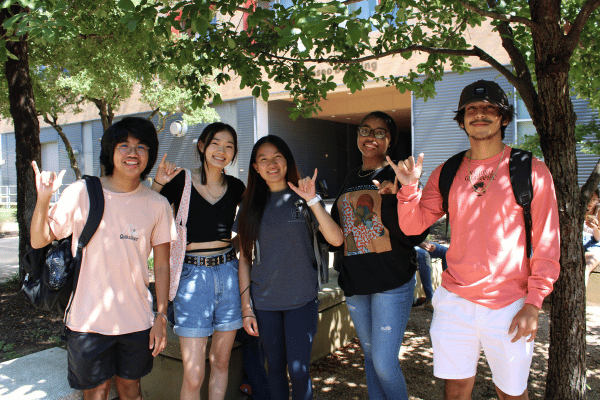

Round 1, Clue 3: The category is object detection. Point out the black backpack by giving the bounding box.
[21,176,104,316]
[295,198,329,291]
[439,148,533,258]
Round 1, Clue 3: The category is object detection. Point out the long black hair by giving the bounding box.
[197,122,238,184]
[238,135,301,259]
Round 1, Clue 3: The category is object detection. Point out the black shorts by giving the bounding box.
[66,328,154,390]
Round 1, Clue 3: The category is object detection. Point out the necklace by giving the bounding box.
[357,162,387,178]
[468,145,506,196]
[204,181,226,199]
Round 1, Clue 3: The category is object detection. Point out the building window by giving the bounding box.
[515,98,536,144]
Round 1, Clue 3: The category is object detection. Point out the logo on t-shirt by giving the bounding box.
[291,206,303,220]
[120,224,139,241]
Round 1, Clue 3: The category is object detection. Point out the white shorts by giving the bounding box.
[430,287,533,396]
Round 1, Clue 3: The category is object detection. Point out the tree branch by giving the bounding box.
[484,0,536,98]
[458,0,537,29]
[564,0,600,54]
[43,113,82,179]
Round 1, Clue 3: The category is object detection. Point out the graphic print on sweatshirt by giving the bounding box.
[339,188,389,256]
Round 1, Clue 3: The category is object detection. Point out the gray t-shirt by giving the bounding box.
[235,188,319,311]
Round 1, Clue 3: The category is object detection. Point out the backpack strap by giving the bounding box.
[439,150,467,235]
[509,148,533,258]
[439,150,467,216]
[295,198,324,289]
[175,169,192,227]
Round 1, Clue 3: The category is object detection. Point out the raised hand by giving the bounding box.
[373,176,399,195]
[386,154,424,186]
[288,168,318,201]
[154,154,182,185]
[32,161,65,200]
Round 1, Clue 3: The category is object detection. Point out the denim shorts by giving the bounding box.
[173,254,243,338]
[584,232,600,254]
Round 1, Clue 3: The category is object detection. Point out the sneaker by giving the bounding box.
[239,383,252,396]
[412,297,427,307]
[423,300,434,312]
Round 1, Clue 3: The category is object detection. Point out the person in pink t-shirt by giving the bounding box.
[388,80,560,400]
[30,117,176,400]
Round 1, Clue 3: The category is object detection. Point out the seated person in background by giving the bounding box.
[584,188,600,286]
[414,239,448,311]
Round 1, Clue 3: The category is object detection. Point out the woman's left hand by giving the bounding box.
[373,177,399,195]
[289,168,318,201]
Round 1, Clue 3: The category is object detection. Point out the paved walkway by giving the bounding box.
[0,236,19,281]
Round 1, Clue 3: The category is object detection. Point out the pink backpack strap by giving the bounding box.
[169,169,192,301]
[176,169,192,226]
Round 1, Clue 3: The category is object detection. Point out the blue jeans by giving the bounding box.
[345,275,416,400]
[235,328,271,400]
[254,299,319,400]
[416,245,449,300]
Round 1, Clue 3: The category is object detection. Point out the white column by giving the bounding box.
[82,122,94,176]
[254,98,269,140]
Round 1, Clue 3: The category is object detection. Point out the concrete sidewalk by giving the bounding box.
[0,235,19,282]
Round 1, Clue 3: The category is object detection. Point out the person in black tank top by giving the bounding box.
[152,123,245,400]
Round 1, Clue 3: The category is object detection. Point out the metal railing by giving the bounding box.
[0,185,62,207]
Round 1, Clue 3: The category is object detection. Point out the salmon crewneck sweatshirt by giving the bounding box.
[396,147,560,309]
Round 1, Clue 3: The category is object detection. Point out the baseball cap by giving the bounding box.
[457,80,510,110]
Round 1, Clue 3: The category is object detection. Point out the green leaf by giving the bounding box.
[347,20,361,46]
[118,0,136,11]
[227,37,236,49]
[252,86,261,98]
[261,86,269,102]
[2,14,21,30]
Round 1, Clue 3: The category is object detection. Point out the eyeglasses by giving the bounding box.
[117,143,149,156]
[357,126,388,139]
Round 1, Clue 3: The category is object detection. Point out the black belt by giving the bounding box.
[184,248,236,267]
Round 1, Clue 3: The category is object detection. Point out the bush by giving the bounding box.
[0,207,16,224]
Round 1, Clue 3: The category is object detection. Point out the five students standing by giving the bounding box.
[30,79,560,399]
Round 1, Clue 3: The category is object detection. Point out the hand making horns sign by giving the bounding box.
[386,153,425,187]
[154,153,182,185]
[288,168,318,202]
[32,161,65,200]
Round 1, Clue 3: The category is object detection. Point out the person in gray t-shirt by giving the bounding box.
[235,135,343,400]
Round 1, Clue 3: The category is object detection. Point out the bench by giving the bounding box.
[0,347,118,400]
[414,256,443,301]
[588,270,600,305]
[141,268,356,400]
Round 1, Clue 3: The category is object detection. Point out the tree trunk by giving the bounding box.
[527,6,587,397]
[1,7,41,281]
[44,114,82,179]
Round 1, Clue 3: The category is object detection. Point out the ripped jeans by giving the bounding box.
[345,275,416,400]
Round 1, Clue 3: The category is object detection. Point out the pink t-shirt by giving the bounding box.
[397,147,560,309]
[49,180,177,335]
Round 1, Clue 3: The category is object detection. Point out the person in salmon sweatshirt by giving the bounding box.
[388,80,560,400]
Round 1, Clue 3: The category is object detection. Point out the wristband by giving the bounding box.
[307,195,322,207]
[154,180,165,187]
[155,312,168,323]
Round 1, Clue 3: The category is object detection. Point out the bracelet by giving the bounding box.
[242,315,256,319]
[155,312,168,323]
[240,286,250,296]
[154,180,165,187]
[307,195,322,207]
